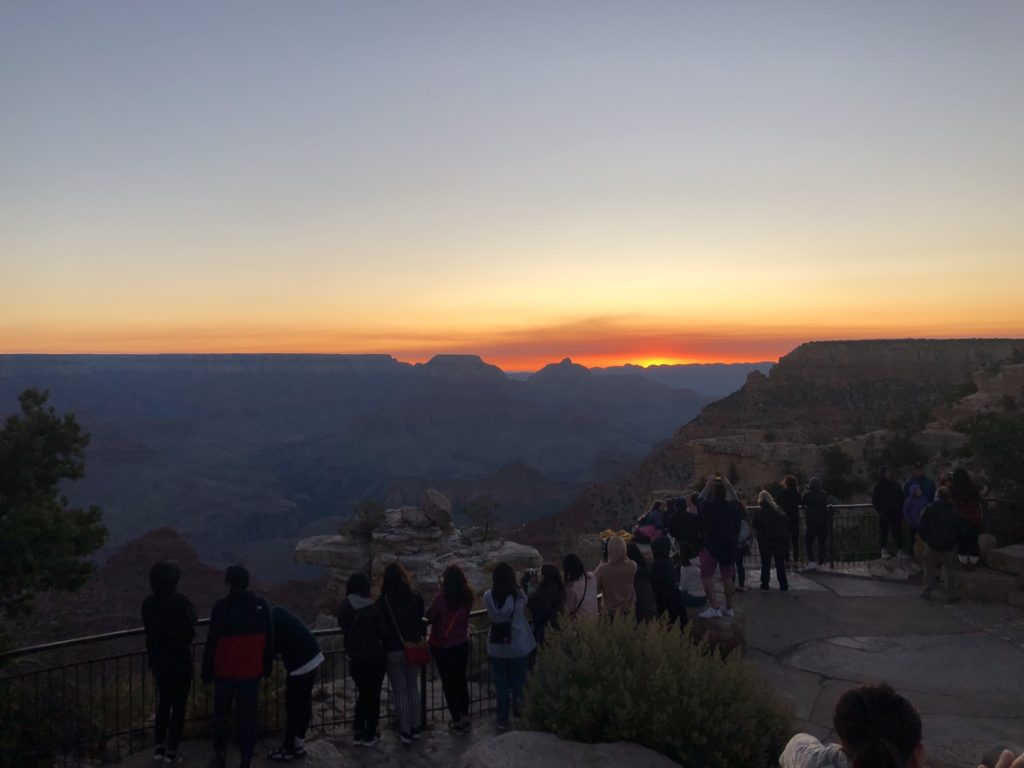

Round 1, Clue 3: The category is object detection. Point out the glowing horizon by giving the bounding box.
[2,3,1023,363]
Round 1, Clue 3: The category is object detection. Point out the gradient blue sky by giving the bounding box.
[2,2,1022,367]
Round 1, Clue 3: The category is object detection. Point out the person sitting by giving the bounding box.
[780,682,923,767]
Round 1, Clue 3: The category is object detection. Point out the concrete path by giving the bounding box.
[736,568,1024,768]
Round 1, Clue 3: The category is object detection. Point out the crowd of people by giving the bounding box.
[138,468,1002,767]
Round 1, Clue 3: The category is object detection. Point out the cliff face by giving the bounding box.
[514,339,1024,558]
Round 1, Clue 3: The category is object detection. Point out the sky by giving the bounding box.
[2,2,1023,370]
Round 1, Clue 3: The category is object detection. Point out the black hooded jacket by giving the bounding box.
[141,563,198,681]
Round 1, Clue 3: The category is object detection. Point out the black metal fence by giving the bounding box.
[0,613,495,767]
[739,503,881,571]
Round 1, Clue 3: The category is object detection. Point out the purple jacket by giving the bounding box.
[902,486,929,528]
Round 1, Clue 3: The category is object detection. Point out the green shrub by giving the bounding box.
[523,615,792,767]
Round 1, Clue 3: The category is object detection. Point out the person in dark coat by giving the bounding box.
[668,494,703,560]
[872,466,906,559]
[777,476,802,566]
[697,476,743,618]
[951,467,983,569]
[524,564,564,646]
[377,562,426,744]
[649,536,686,628]
[919,486,963,602]
[141,561,198,765]
[626,542,657,623]
[753,491,790,591]
[267,606,324,762]
[801,477,831,570]
[201,565,273,768]
[337,572,386,747]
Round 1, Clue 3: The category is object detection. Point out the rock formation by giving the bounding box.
[295,490,542,608]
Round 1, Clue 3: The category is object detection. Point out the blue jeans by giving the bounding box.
[490,656,527,725]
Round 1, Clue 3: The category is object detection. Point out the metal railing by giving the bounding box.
[0,610,496,767]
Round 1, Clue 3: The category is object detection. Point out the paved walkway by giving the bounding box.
[736,567,1024,768]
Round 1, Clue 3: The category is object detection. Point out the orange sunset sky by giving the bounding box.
[2,3,1023,370]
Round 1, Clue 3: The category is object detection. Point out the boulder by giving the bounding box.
[422,489,455,532]
[978,533,999,563]
[987,545,1024,577]
[958,568,1021,603]
[461,731,678,768]
[689,612,746,656]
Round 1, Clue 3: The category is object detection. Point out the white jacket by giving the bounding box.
[780,734,851,768]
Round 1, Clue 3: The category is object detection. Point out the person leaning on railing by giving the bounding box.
[426,564,474,735]
[484,562,536,731]
[336,572,387,747]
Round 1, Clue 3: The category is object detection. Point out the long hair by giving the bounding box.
[562,553,585,584]
[380,561,414,600]
[950,467,978,500]
[539,564,564,602]
[442,564,473,610]
[491,561,517,608]
[757,489,783,514]
[833,683,921,768]
[626,542,649,577]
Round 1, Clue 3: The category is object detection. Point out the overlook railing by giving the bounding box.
[0,611,496,767]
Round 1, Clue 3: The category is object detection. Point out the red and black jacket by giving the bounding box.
[202,590,274,682]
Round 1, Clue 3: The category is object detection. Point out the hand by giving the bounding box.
[982,750,1024,768]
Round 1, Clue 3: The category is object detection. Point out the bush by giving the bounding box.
[523,615,792,767]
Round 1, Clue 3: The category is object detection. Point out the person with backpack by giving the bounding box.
[649,536,687,628]
[873,466,907,559]
[426,564,474,734]
[485,562,536,730]
[753,490,790,592]
[337,572,386,747]
[201,565,273,768]
[802,477,831,570]
[919,486,963,603]
[562,553,598,618]
[141,561,198,766]
[266,606,323,762]
[626,542,657,623]
[378,562,426,745]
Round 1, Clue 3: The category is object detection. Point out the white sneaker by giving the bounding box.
[881,549,892,559]
[721,607,735,617]
[699,607,722,619]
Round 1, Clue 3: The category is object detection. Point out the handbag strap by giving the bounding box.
[441,609,459,640]
[383,595,404,643]
[572,576,588,617]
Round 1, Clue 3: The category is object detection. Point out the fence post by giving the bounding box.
[829,506,836,569]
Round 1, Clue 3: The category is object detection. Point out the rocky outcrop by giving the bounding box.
[295,491,542,607]
[987,545,1024,577]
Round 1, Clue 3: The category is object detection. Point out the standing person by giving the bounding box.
[735,503,754,592]
[649,536,686,627]
[802,477,831,571]
[753,491,790,592]
[524,564,565,646]
[952,468,983,570]
[902,484,929,562]
[626,542,657,623]
[336,572,386,747]
[669,494,703,559]
[484,562,536,731]
[777,475,803,567]
[873,466,907,559]
[562,554,598,618]
[903,462,936,504]
[426,564,473,734]
[267,606,323,762]
[378,562,426,745]
[595,535,637,617]
[918,486,963,603]
[633,500,666,542]
[201,566,273,768]
[142,561,198,766]
[780,683,923,768]
[697,475,743,618]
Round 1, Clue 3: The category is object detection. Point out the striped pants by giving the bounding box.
[385,651,420,734]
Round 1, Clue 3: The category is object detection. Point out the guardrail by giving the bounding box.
[0,610,496,767]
